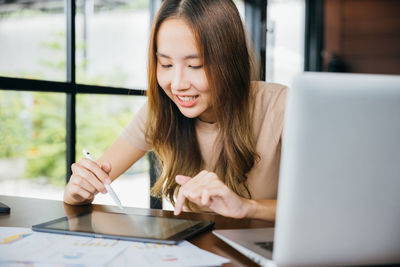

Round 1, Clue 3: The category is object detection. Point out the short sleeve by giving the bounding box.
[120,102,152,151]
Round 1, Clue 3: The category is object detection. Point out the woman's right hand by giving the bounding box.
[63,158,112,205]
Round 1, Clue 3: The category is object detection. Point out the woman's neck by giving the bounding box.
[197,117,216,124]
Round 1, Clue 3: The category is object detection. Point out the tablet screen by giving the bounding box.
[32,211,214,244]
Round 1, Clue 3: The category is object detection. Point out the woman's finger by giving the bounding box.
[174,189,186,215]
[186,171,218,200]
[78,158,112,184]
[201,189,211,206]
[101,162,112,173]
[69,181,95,203]
[70,174,98,195]
[181,171,211,195]
[175,175,192,185]
[72,164,107,194]
[174,171,222,215]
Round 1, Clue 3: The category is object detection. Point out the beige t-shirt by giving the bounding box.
[121,81,287,200]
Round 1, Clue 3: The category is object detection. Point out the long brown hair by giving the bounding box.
[146,0,259,209]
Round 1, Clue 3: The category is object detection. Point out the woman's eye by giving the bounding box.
[161,64,172,68]
[189,65,203,69]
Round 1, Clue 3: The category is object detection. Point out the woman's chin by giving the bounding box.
[175,105,202,119]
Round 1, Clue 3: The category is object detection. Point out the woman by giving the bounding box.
[63,0,286,221]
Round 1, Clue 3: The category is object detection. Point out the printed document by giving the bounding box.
[0,227,229,266]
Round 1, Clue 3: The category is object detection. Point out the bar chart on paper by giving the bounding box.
[1,232,32,244]
[0,227,126,265]
[72,238,120,247]
[0,227,229,266]
[109,240,229,266]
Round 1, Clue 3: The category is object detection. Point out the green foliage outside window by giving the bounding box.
[24,92,66,185]
[0,84,144,187]
[0,92,29,158]
[0,14,147,186]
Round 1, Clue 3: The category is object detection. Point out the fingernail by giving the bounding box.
[174,209,178,215]
[102,189,108,194]
[104,178,111,184]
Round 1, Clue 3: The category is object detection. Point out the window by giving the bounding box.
[0,90,66,200]
[75,0,150,88]
[0,0,150,207]
[266,0,305,85]
[0,0,66,81]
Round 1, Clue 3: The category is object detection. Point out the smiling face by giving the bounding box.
[156,18,215,123]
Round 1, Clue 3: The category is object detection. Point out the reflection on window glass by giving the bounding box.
[76,94,149,208]
[0,1,66,81]
[75,0,150,89]
[0,90,66,200]
[266,0,305,85]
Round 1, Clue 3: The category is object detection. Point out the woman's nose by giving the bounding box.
[171,69,190,91]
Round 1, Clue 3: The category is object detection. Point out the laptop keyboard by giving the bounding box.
[254,241,274,252]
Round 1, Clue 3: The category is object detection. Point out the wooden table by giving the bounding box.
[0,195,274,266]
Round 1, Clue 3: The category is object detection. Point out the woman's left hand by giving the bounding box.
[174,170,251,218]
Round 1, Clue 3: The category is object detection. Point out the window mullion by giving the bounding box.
[245,0,267,80]
[66,0,76,182]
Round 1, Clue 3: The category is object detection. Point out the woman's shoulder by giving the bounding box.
[251,80,287,93]
[120,101,151,151]
[250,80,287,109]
[249,82,287,144]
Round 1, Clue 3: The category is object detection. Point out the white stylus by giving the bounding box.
[82,149,123,210]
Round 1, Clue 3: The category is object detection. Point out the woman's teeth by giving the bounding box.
[177,96,197,102]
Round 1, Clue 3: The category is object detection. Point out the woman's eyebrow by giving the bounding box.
[156,52,199,60]
[156,52,170,59]
[184,54,199,59]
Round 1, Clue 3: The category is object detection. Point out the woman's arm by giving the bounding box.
[174,171,277,221]
[98,136,146,181]
[243,199,276,221]
[63,136,146,205]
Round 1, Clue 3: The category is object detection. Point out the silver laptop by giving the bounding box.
[213,72,400,267]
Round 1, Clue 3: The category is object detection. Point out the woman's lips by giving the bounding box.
[176,95,199,107]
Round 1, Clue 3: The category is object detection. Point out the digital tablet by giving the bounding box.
[32,211,214,244]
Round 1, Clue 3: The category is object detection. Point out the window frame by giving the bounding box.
[0,0,150,182]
